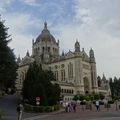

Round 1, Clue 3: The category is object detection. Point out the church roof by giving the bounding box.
[35,22,56,43]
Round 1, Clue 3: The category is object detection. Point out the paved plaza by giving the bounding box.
[24,104,120,120]
[1,95,120,120]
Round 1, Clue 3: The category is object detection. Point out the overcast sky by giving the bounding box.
[0,0,120,78]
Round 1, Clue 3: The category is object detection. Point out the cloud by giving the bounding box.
[0,0,14,12]
[20,0,39,6]
[1,0,120,78]
[4,12,41,34]
[2,12,42,58]
[51,0,120,78]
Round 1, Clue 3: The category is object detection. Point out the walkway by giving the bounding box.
[0,94,39,120]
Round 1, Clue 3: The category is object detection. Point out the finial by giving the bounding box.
[32,38,34,44]
[44,21,47,29]
[26,50,29,56]
[82,48,84,52]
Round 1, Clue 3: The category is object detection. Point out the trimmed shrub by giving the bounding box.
[34,106,45,113]
[45,106,53,112]
[24,104,33,111]
[0,91,5,97]
[54,105,60,111]
[24,104,60,113]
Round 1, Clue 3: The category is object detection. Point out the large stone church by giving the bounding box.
[16,22,110,101]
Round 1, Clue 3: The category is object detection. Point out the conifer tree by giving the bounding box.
[0,17,17,91]
[22,62,61,106]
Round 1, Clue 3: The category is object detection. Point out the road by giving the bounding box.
[0,94,39,120]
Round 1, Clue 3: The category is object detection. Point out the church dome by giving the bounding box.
[35,22,56,43]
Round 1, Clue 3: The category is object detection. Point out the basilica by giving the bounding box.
[16,22,110,101]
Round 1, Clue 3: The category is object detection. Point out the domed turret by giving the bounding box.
[89,48,94,58]
[75,40,80,52]
[32,22,59,63]
[89,48,95,63]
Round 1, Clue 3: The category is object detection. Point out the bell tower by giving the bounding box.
[89,48,98,93]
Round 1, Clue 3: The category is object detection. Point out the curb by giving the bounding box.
[23,109,64,120]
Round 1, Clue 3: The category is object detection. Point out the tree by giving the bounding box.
[22,62,61,106]
[109,77,120,99]
[0,17,17,91]
[73,95,79,101]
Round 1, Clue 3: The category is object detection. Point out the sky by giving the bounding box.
[0,0,120,79]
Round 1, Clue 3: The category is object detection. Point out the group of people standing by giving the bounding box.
[64,100,100,112]
[65,102,77,112]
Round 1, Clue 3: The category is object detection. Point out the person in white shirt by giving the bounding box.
[95,100,100,111]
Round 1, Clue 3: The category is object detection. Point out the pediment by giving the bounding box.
[82,51,89,61]
[66,50,74,57]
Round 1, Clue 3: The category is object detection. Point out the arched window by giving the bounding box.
[55,71,58,81]
[61,69,65,81]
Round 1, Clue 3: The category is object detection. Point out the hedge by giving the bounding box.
[0,91,5,97]
[24,104,60,113]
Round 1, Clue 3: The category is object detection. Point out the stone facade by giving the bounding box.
[98,74,111,99]
[16,22,100,101]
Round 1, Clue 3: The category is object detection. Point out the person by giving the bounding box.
[65,102,68,112]
[95,100,100,111]
[73,103,76,112]
[17,104,20,120]
[17,103,23,120]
